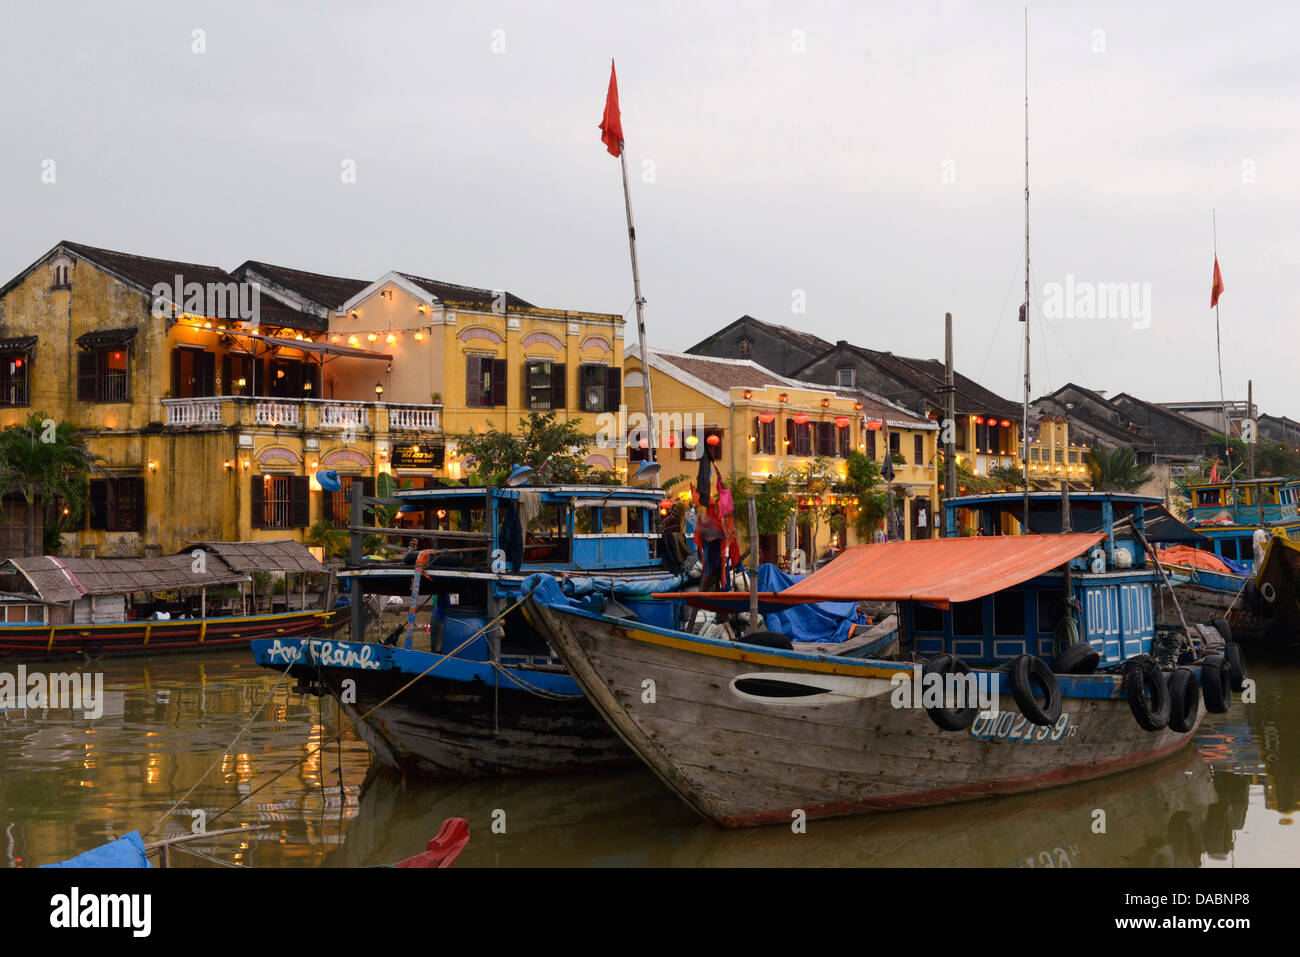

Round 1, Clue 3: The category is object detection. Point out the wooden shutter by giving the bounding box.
[604,366,621,413]
[77,352,98,401]
[221,355,232,396]
[786,417,795,452]
[551,363,566,410]
[250,476,265,529]
[465,356,479,407]
[88,479,107,529]
[490,359,508,406]
[199,351,216,397]
[290,475,311,527]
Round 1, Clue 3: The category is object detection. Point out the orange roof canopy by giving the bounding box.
[661,534,1105,609]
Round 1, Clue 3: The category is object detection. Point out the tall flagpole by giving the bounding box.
[618,141,657,463]
[1021,7,1032,533]
[1213,210,1233,478]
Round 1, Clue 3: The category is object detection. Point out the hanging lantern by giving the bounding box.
[685,435,699,448]
[706,434,720,446]
[866,419,883,431]
[668,433,677,447]
[757,412,776,424]
[793,413,809,424]
[834,416,851,428]
[974,416,985,425]
[1000,419,1012,428]
[742,389,753,399]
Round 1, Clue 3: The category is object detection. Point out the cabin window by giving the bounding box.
[77,348,131,403]
[466,355,507,408]
[4,603,44,622]
[951,598,983,636]
[88,477,145,532]
[252,474,310,529]
[912,602,944,633]
[754,415,777,455]
[580,364,620,413]
[1036,589,1065,633]
[0,351,30,407]
[993,589,1026,636]
[1198,489,1221,506]
[525,361,566,411]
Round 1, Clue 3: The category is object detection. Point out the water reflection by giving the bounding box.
[2,648,1299,867]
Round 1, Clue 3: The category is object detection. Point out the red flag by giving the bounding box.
[1210,256,1224,308]
[1209,458,1220,483]
[598,59,624,157]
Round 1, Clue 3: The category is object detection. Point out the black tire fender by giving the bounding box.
[1208,618,1232,644]
[739,630,793,650]
[82,641,104,661]
[1167,667,1200,732]
[1054,642,1100,675]
[921,654,979,732]
[1222,642,1247,692]
[1200,654,1232,713]
[1123,656,1171,732]
[1010,654,1062,726]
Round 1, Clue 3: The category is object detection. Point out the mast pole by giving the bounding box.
[619,142,658,470]
[1214,210,1233,480]
[1021,7,1032,533]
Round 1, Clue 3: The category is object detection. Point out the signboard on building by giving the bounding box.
[391,443,446,469]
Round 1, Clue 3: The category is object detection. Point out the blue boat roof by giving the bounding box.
[946,491,1163,508]
[393,484,665,507]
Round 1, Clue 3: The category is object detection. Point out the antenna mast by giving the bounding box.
[1021,7,1032,532]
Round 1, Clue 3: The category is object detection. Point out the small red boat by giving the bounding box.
[391,818,471,868]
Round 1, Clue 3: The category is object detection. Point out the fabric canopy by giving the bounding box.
[659,533,1105,609]
[1157,545,1246,576]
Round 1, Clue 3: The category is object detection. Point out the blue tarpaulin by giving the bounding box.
[756,564,865,644]
[41,831,151,868]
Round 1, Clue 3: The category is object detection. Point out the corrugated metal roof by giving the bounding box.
[187,540,326,574]
[1,554,249,603]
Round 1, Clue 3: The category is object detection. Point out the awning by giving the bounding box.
[660,533,1105,609]
[214,328,392,361]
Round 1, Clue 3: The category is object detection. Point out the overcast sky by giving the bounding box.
[2,1,1295,415]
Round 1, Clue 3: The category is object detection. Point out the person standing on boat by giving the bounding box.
[1253,525,1270,569]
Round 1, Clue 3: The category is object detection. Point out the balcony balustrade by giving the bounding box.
[161,396,442,434]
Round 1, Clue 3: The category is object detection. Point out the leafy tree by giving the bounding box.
[837,451,887,539]
[1086,445,1152,492]
[305,519,348,560]
[456,412,610,485]
[988,463,1024,490]
[0,413,95,556]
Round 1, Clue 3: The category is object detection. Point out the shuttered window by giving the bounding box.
[78,349,131,402]
[88,477,145,532]
[253,474,310,529]
[467,356,507,407]
[171,347,216,399]
[329,475,375,527]
[579,364,620,413]
[754,416,776,455]
[525,361,566,411]
[0,353,29,407]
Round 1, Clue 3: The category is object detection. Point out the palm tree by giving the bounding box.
[1086,445,1152,493]
[0,413,95,556]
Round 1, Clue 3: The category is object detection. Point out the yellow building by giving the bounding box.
[0,241,622,558]
[622,348,940,563]
[1027,415,1093,490]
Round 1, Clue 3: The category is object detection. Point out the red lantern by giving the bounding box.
[668,434,677,447]
[834,416,850,428]
[706,434,720,446]
[1000,419,1011,428]
[757,412,776,424]
[793,413,809,424]
[638,438,649,449]
[866,419,883,431]
[974,416,985,425]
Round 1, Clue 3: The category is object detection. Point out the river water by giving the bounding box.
[2,648,1298,868]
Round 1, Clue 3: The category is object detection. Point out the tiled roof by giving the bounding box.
[186,540,325,574]
[1,554,248,603]
[685,314,833,358]
[233,261,371,311]
[829,344,1021,419]
[75,327,138,348]
[397,273,535,310]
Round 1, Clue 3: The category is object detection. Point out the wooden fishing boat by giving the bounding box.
[1180,476,1300,569]
[0,548,329,659]
[1255,534,1300,643]
[523,527,1239,828]
[253,482,692,776]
